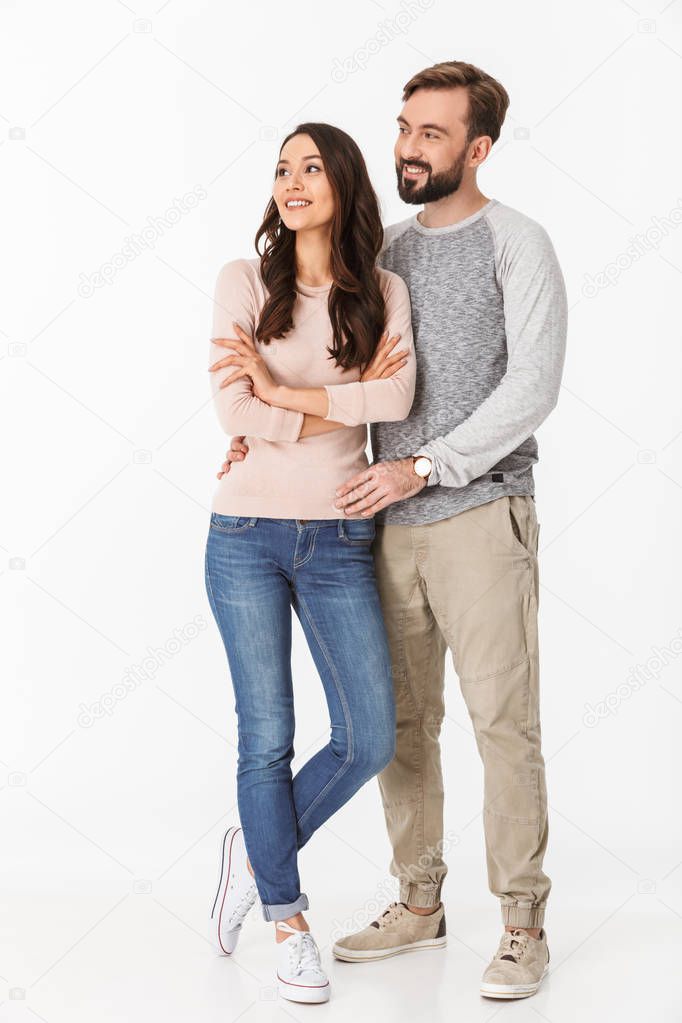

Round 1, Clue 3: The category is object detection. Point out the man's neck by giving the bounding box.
[417,187,491,229]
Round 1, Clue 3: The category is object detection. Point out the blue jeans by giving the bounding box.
[204,513,396,922]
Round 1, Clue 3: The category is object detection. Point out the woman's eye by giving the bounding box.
[277,168,289,176]
[306,164,321,173]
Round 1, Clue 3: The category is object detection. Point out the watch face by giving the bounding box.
[414,456,431,478]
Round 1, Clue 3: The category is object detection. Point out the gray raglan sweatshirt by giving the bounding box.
[371,197,568,526]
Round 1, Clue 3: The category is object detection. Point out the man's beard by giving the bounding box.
[396,146,468,204]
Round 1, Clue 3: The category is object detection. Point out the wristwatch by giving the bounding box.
[412,454,433,481]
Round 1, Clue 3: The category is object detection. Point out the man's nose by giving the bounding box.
[398,147,423,163]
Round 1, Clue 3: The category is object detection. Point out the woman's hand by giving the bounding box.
[360,331,410,382]
[209,323,280,404]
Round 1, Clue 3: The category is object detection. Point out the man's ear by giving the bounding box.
[469,135,492,167]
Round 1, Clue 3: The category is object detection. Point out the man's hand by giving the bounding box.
[216,436,248,479]
[333,458,426,516]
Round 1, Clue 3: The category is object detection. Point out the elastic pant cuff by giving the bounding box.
[501,902,545,928]
[261,893,309,922]
[399,880,443,909]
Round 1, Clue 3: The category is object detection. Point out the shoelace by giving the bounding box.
[289,931,324,976]
[496,928,530,963]
[374,902,402,929]
[226,881,257,928]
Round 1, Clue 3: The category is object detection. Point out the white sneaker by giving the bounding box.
[275,921,331,1003]
[210,826,257,955]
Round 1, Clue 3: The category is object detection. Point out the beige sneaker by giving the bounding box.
[480,927,550,999]
[332,901,446,962]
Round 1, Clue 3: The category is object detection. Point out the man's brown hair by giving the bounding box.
[402,60,510,145]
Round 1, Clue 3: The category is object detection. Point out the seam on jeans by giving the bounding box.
[527,564,535,740]
[529,653,543,907]
[484,806,539,825]
[293,590,354,829]
[204,539,218,620]
[383,794,438,808]
[400,567,427,868]
[400,574,426,717]
[292,527,319,575]
[415,721,425,869]
[459,654,530,685]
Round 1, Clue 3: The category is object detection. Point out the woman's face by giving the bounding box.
[273,133,335,233]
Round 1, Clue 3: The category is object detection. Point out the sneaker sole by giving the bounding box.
[277,975,331,1003]
[332,936,447,962]
[210,826,243,956]
[480,962,550,999]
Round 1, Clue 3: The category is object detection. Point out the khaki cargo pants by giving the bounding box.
[372,494,551,929]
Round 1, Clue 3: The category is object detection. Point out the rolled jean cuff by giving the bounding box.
[501,902,545,928]
[399,880,443,909]
[261,893,309,922]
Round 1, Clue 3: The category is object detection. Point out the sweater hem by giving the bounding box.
[375,473,535,526]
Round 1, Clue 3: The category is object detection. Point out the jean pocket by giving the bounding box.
[209,513,256,533]
[339,516,376,545]
[506,497,536,557]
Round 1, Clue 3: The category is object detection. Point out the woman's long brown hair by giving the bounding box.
[254,122,386,371]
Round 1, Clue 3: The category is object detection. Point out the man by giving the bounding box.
[217,60,567,1000]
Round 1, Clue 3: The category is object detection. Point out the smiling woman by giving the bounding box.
[255,124,395,372]
[203,121,417,1005]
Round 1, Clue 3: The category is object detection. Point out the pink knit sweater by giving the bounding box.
[209,258,416,518]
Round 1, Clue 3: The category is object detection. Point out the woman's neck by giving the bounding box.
[294,227,333,287]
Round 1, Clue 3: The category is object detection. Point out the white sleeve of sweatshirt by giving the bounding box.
[416,214,568,488]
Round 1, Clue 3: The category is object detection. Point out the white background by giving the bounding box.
[3,1,682,1020]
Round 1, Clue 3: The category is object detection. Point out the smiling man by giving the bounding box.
[218,60,567,1000]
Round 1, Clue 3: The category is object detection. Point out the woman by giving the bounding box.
[204,122,416,1004]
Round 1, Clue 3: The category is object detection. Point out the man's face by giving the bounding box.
[394,87,472,204]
